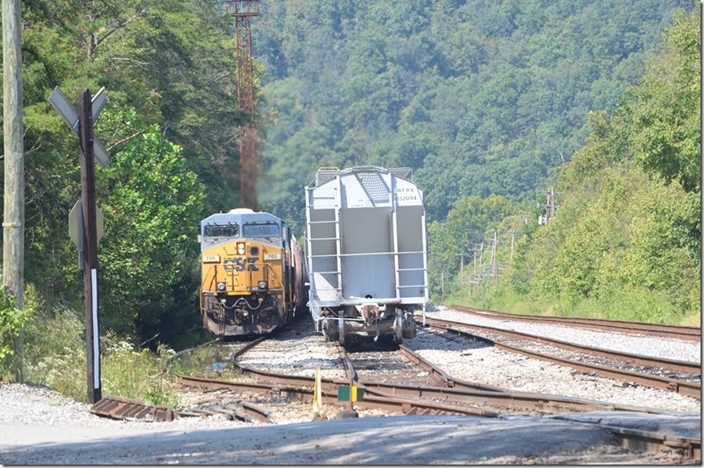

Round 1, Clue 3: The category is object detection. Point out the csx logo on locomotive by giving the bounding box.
[223,257,259,272]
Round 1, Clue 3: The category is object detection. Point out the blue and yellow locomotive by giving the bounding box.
[198,208,307,337]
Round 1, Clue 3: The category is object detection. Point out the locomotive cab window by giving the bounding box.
[243,222,280,239]
[203,223,239,242]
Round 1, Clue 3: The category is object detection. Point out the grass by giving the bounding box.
[15,306,181,407]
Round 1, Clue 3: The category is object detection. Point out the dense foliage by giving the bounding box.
[2,0,242,351]
[0,0,699,391]
[255,0,694,231]
[465,9,701,322]
[255,0,699,323]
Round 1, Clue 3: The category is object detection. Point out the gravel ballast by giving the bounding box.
[0,307,699,464]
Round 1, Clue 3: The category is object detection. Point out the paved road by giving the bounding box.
[0,412,699,464]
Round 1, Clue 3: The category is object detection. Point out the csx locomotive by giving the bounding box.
[198,208,307,337]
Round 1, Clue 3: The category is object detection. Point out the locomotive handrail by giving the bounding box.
[261,262,282,288]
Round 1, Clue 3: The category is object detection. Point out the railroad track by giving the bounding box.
[245,332,686,414]
[420,316,701,400]
[89,319,701,463]
[449,305,701,341]
[177,335,701,462]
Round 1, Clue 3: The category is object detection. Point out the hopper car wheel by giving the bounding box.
[339,315,345,346]
[323,320,339,341]
[395,311,403,345]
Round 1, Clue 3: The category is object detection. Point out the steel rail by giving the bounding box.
[176,374,275,423]
[422,318,701,400]
[179,402,271,424]
[178,373,500,417]
[604,425,701,462]
[337,344,358,384]
[358,380,670,414]
[224,330,691,411]
[93,376,701,464]
[178,367,672,417]
[226,349,675,415]
[167,333,699,463]
[398,344,455,386]
[449,305,701,341]
[423,316,701,375]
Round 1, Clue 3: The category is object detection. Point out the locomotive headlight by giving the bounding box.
[217,282,226,292]
[257,280,268,290]
[237,242,246,255]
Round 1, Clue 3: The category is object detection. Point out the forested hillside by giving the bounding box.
[255,0,700,324]
[0,0,699,388]
[431,9,701,323]
[255,0,695,230]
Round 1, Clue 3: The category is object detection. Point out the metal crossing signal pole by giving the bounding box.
[79,89,101,404]
[49,85,108,404]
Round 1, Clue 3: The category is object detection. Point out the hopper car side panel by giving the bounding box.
[305,166,429,345]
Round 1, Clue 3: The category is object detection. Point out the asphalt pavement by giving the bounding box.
[0,412,699,465]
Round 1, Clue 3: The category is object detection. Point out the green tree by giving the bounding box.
[427,195,514,300]
[626,9,700,193]
[97,105,205,340]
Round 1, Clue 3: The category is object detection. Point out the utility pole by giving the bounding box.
[457,252,464,294]
[79,90,101,404]
[3,0,25,382]
[510,231,515,264]
[491,231,498,286]
[468,246,479,297]
[441,272,444,304]
[478,242,484,292]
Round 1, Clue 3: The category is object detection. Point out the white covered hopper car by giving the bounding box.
[305,166,429,345]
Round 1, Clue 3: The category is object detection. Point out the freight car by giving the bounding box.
[198,208,307,337]
[305,166,429,345]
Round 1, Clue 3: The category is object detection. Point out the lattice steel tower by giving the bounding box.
[225,1,259,210]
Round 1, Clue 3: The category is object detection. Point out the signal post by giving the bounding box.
[50,86,108,404]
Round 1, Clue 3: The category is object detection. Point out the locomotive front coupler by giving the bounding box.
[234,308,249,325]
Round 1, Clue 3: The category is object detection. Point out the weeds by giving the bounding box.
[22,304,180,407]
[0,288,33,380]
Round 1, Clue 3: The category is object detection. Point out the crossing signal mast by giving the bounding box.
[226,1,260,210]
